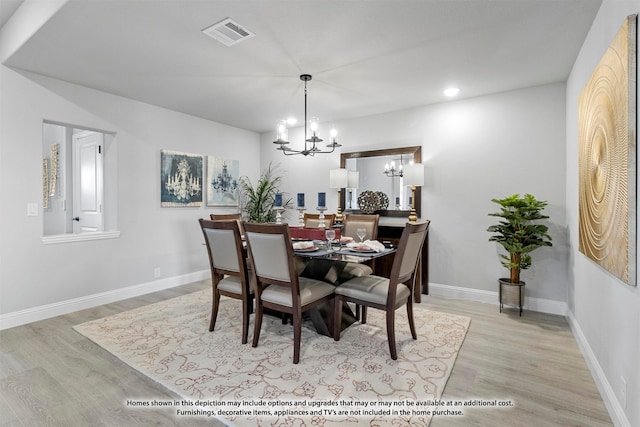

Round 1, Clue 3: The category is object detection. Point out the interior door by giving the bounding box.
[72,131,104,233]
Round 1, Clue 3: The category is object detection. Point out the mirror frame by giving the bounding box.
[340,146,422,218]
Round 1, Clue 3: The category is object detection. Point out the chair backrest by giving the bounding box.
[210,213,243,234]
[389,221,430,291]
[199,218,247,277]
[342,213,379,241]
[243,222,300,291]
[303,213,335,228]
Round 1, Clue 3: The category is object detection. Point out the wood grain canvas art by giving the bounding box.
[578,15,637,286]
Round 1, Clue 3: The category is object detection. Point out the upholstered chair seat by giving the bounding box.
[217,275,256,295]
[260,277,334,307]
[335,275,411,307]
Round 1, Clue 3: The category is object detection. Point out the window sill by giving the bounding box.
[41,230,121,245]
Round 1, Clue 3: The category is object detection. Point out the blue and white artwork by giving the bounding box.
[207,157,239,207]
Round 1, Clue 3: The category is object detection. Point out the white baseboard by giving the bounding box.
[428,282,568,316]
[0,270,210,330]
[567,311,630,427]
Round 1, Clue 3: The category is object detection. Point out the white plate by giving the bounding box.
[295,246,319,252]
[349,247,376,253]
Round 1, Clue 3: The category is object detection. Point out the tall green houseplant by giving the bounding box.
[238,163,291,223]
[487,194,553,284]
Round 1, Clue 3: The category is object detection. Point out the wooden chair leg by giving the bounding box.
[406,297,417,340]
[241,298,250,344]
[292,311,302,364]
[209,290,220,332]
[386,310,397,360]
[252,301,264,348]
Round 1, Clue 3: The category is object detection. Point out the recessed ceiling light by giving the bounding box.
[443,87,460,97]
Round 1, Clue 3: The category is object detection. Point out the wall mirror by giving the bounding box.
[340,146,421,218]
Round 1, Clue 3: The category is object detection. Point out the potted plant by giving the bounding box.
[238,162,291,223]
[487,194,552,313]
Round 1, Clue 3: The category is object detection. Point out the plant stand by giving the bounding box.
[498,278,525,316]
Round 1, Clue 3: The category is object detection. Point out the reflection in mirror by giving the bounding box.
[340,146,421,218]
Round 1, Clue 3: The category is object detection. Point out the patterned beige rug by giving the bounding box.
[74,289,470,426]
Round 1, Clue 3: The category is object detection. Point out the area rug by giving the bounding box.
[74,289,470,426]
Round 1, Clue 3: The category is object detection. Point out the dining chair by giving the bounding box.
[303,213,336,228]
[333,220,430,360]
[340,213,380,304]
[243,222,336,364]
[199,218,254,344]
[210,212,243,233]
[342,213,379,242]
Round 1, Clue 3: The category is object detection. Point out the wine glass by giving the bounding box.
[356,228,367,243]
[325,229,336,251]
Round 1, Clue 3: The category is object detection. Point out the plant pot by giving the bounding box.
[498,278,525,316]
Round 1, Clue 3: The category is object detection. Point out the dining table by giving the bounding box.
[290,234,397,337]
[205,223,396,338]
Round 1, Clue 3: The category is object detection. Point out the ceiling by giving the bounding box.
[2,0,602,134]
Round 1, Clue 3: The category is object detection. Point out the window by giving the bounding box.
[42,121,119,243]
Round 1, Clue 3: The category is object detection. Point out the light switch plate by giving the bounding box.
[27,202,38,217]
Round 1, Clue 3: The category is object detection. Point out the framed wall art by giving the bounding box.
[578,15,637,286]
[160,149,203,207]
[206,157,239,207]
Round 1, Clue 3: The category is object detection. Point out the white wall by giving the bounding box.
[261,82,568,305]
[0,66,261,319]
[566,2,639,426]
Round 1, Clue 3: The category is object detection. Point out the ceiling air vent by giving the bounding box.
[202,18,255,46]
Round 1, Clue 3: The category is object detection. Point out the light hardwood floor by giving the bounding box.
[0,281,611,426]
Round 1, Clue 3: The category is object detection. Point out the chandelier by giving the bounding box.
[383,155,404,177]
[211,162,238,193]
[273,74,342,156]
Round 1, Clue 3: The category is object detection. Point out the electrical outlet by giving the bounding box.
[154,267,161,278]
[620,376,627,409]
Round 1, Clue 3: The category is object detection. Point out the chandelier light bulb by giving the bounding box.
[309,117,319,136]
[330,127,338,143]
[276,120,288,142]
[383,155,404,178]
